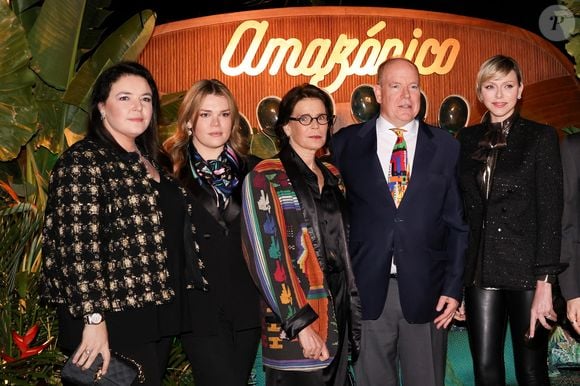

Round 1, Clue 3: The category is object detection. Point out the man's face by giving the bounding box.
[373,60,421,127]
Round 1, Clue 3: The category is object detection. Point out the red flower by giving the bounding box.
[1,324,52,362]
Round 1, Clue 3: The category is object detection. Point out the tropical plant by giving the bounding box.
[0,0,156,383]
[560,0,579,78]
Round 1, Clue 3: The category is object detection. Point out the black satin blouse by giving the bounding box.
[290,148,349,385]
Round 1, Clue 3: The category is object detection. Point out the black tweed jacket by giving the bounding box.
[42,137,206,317]
[457,116,563,289]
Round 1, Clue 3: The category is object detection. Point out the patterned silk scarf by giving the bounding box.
[188,144,240,208]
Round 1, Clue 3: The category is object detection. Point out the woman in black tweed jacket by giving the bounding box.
[456,55,564,385]
[42,62,205,385]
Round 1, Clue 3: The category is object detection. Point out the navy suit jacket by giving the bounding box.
[332,117,468,323]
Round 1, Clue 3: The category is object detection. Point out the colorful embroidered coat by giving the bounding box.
[241,147,360,372]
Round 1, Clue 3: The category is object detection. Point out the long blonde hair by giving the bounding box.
[163,79,248,175]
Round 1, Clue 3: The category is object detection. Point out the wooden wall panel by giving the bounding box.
[139,6,579,131]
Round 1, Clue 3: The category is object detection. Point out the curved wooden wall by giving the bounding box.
[139,6,580,131]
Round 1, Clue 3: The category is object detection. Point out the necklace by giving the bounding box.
[135,149,160,182]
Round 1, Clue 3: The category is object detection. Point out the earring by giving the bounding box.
[517,96,521,100]
[187,129,192,136]
[100,111,105,121]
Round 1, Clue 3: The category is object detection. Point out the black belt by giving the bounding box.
[389,273,398,279]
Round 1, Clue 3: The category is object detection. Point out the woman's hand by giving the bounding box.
[72,322,110,375]
[297,325,330,361]
[454,300,466,322]
[529,281,556,338]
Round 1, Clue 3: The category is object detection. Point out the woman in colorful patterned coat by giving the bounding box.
[241,83,361,386]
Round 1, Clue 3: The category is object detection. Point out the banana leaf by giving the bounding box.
[31,81,67,156]
[27,0,86,90]
[78,0,114,58]
[0,1,37,162]
[8,0,42,33]
[63,10,156,112]
[159,91,185,144]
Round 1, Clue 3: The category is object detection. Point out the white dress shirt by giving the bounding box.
[375,116,419,274]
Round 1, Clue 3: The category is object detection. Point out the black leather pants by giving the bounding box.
[465,286,550,386]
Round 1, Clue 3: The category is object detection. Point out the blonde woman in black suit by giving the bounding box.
[457,55,564,385]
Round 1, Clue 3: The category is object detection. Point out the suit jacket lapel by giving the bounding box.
[356,118,394,206]
[181,171,229,229]
[399,122,435,209]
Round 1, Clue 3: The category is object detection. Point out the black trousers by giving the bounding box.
[465,286,550,386]
[181,321,260,386]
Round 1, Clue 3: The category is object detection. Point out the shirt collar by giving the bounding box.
[287,146,338,192]
[376,116,419,135]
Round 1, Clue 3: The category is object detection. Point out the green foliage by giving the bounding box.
[562,126,580,134]
[163,338,194,385]
[0,183,63,383]
[0,1,37,163]
[0,0,156,383]
[561,0,580,78]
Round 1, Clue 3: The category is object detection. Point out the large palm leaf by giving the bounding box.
[0,2,158,382]
[0,1,37,162]
[27,0,86,90]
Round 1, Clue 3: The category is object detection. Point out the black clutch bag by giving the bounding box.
[61,350,145,385]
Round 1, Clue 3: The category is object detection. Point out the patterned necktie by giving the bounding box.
[388,128,409,207]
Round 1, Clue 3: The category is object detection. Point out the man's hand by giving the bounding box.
[567,297,580,335]
[434,296,459,329]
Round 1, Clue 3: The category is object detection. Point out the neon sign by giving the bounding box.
[221,20,460,93]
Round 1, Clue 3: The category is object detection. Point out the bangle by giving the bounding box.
[539,274,556,285]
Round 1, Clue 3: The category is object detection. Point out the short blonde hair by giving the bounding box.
[476,55,523,97]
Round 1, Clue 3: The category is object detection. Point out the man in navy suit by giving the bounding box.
[332,58,468,386]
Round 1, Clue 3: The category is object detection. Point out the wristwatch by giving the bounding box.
[83,312,104,325]
[539,274,557,285]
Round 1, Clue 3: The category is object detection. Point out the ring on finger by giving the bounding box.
[85,349,91,355]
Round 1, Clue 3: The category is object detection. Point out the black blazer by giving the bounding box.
[332,118,468,323]
[457,116,563,289]
[559,132,580,300]
[176,153,261,335]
